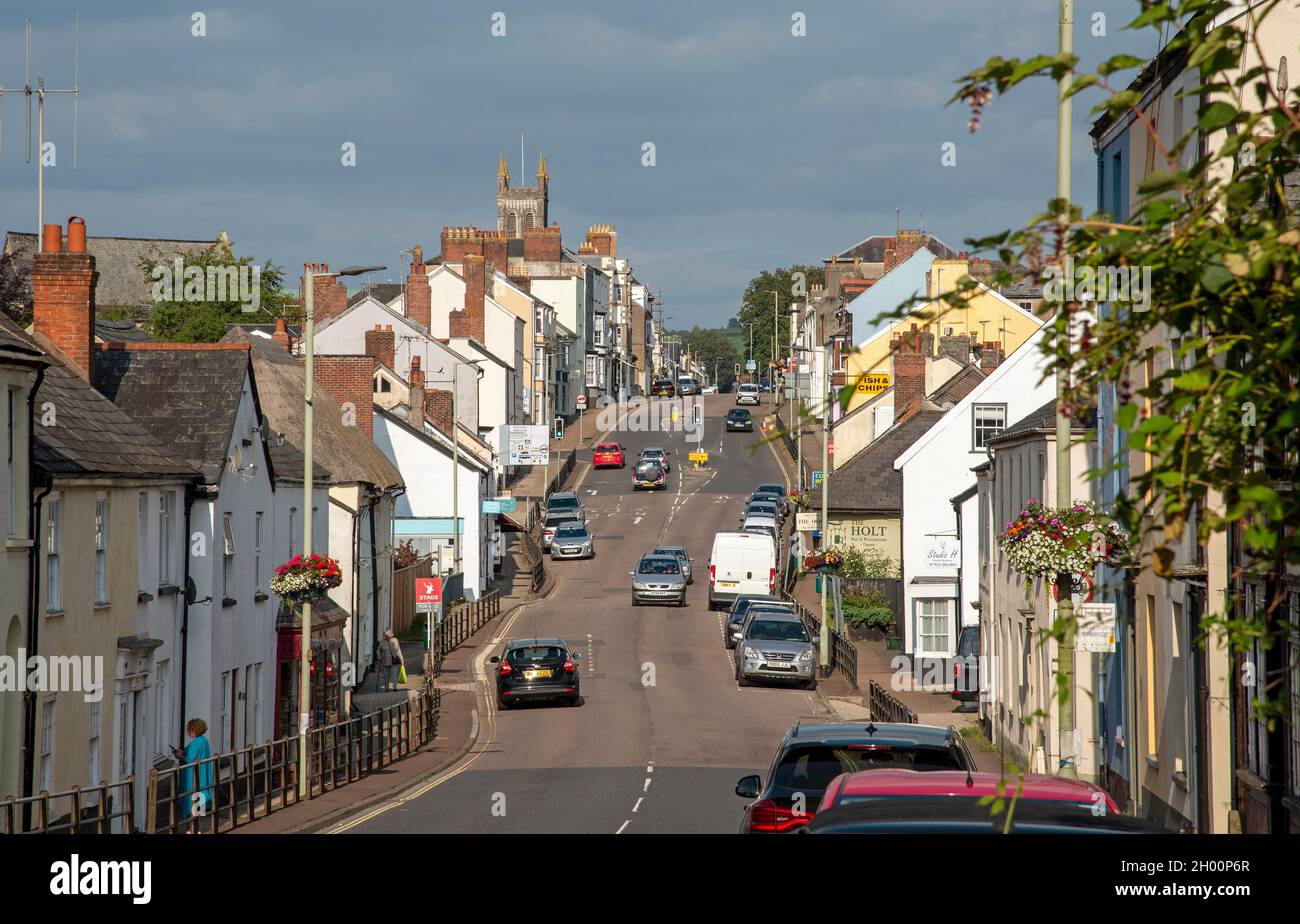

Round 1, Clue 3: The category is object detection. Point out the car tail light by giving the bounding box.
[955,662,962,680]
[563,656,576,672]
[769,568,776,593]
[748,799,809,833]
[498,660,513,676]
[709,564,716,585]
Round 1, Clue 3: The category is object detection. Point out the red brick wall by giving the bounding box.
[425,389,454,436]
[405,255,431,332]
[303,263,349,322]
[312,354,377,437]
[364,324,396,369]
[523,225,562,263]
[980,341,1005,374]
[441,227,508,270]
[450,254,488,342]
[32,251,97,380]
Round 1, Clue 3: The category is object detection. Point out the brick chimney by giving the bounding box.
[312,355,376,437]
[449,254,489,342]
[364,324,395,369]
[408,356,426,431]
[303,263,348,322]
[523,225,562,263]
[272,317,292,352]
[440,226,508,270]
[586,223,617,257]
[405,246,431,331]
[938,333,972,366]
[891,327,928,423]
[32,217,97,381]
[424,389,454,436]
[979,341,1005,374]
[508,274,532,294]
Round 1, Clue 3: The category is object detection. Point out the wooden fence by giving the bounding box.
[391,554,434,637]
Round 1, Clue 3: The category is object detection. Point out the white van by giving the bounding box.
[708,531,777,610]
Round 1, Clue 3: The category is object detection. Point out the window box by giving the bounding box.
[255,591,269,603]
[157,583,180,596]
[137,591,155,603]
[222,597,237,608]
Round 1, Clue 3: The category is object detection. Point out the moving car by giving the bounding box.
[630,554,688,606]
[735,383,760,406]
[804,798,1168,834]
[651,378,676,397]
[632,459,667,490]
[542,511,579,550]
[816,768,1117,815]
[491,638,582,708]
[733,611,815,689]
[677,376,698,396]
[734,722,975,833]
[639,447,671,472]
[546,491,585,523]
[593,442,626,469]
[652,545,694,583]
[724,595,792,649]
[726,408,753,432]
[550,521,594,560]
[708,531,777,610]
[952,625,980,708]
[726,601,799,648]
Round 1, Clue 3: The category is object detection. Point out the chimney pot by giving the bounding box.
[41,224,63,254]
[67,217,87,253]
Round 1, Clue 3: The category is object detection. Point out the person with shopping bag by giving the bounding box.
[380,629,405,690]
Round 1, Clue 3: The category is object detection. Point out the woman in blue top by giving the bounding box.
[172,718,215,830]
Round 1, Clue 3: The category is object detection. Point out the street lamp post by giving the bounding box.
[298,262,384,800]
[819,343,831,673]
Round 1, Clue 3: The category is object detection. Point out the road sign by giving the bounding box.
[796,512,819,532]
[811,471,826,488]
[482,499,501,514]
[575,394,588,410]
[1077,603,1117,652]
[854,372,891,395]
[746,358,756,372]
[497,497,517,513]
[688,450,709,464]
[415,576,443,613]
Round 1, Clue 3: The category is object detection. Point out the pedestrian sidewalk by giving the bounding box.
[233,537,544,834]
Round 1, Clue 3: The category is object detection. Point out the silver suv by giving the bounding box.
[734,611,816,689]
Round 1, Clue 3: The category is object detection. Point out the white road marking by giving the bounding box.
[643,778,652,792]
[616,820,631,834]
[646,762,654,774]
[632,797,644,813]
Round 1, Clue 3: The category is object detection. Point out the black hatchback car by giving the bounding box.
[491,638,582,708]
[726,408,753,432]
[735,722,975,833]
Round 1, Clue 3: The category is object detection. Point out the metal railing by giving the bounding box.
[868,679,918,724]
[519,529,546,593]
[433,590,501,674]
[545,450,577,499]
[781,593,857,687]
[1,778,135,834]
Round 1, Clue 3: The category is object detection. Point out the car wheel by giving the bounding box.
[804,677,818,691]
[677,597,686,608]
[632,596,639,607]
[497,697,511,710]
[735,665,749,687]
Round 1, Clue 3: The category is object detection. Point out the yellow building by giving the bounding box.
[843,258,1043,413]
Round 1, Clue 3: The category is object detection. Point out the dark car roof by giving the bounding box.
[782,722,955,748]
[727,408,750,415]
[548,492,579,502]
[756,483,786,493]
[806,798,1167,834]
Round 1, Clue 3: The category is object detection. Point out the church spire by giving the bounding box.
[498,152,510,188]
[537,152,548,182]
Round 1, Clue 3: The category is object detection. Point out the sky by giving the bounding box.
[0,1,1155,328]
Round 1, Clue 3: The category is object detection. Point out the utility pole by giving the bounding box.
[1054,0,1078,780]
[819,343,831,674]
[452,364,461,571]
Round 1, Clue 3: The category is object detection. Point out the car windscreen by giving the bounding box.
[507,646,565,662]
[756,484,786,497]
[545,514,576,527]
[638,558,680,574]
[548,497,580,510]
[555,524,588,539]
[747,503,777,514]
[596,444,620,453]
[771,746,960,794]
[746,619,809,642]
[957,628,980,657]
[652,548,684,559]
[728,410,750,418]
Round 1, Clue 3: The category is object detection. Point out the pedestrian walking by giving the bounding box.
[380,629,405,690]
[171,718,215,832]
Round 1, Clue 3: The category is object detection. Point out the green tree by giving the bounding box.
[681,326,741,390]
[736,264,824,378]
[141,242,293,342]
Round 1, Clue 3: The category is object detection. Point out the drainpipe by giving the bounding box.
[178,484,197,749]
[21,366,48,813]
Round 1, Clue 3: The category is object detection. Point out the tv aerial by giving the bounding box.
[0,15,82,235]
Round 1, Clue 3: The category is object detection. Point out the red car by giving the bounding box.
[593,442,626,468]
[817,768,1120,815]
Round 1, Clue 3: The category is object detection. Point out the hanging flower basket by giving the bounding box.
[803,548,843,574]
[271,553,343,606]
[997,499,1127,580]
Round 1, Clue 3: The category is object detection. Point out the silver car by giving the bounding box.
[630,554,688,607]
[652,545,693,584]
[734,611,816,689]
[551,521,594,560]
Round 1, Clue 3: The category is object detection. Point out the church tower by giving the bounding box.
[497,150,549,238]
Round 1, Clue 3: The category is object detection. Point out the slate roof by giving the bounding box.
[3,231,218,309]
[0,317,196,479]
[833,234,958,263]
[347,283,403,308]
[95,319,155,344]
[811,408,946,513]
[0,319,46,368]
[222,328,400,489]
[929,364,986,408]
[990,398,1095,444]
[92,344,257,484]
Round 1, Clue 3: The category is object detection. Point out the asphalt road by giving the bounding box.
[337,394,832,834]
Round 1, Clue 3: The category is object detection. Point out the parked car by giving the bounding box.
[593,442,626,469]
[726,601,798,649]
[546,491,585,523]
[734,722,975,833]
[491,638,582,708]
[742,500,780,524]
[701,385,718,395]
[759,378,772,392]
[816,768,1116,815]
[733,611,815,689]
[550,521,594,560]
[652,545,694,583]
[633,459,667,490]
[735,383,760,406]
[639,446,671,472]
[630,554,688,606]
[952,625,980,708]
[651,378,676,397]
[804,797,1167,834]
[740,515,779,546]
[726,408,753,432]
[542,511,580,550]
[677,376,699,396]
[708,531,777,610]
[752,486,788,516]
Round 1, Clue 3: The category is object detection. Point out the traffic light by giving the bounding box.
[553,416,564,441]
[734,362,741,376]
